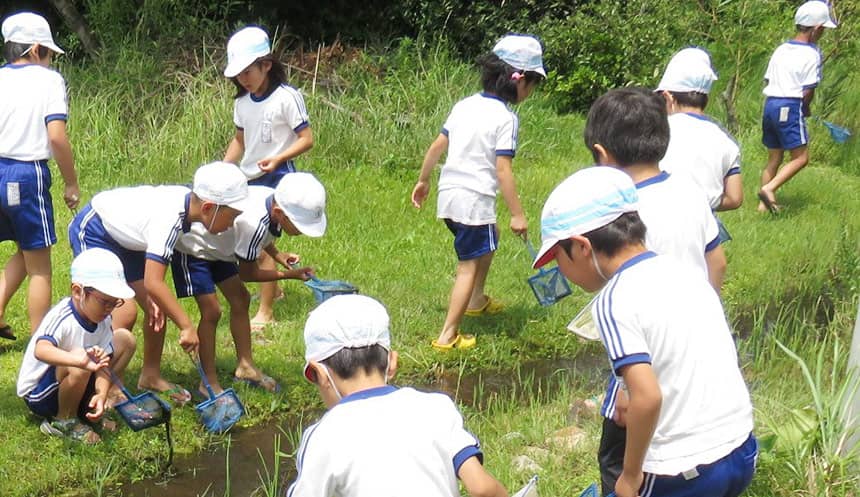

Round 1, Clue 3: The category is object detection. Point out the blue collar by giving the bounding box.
[614,251,658,276]
[250,83,278,102]
[182,192,192,233]
[3,63,39,69]
[787,40,817,48]
[338,385,398,405]
[480,92,508,104]
[635,171,670,189]
[67,299,98,333]
[266,195,282,237]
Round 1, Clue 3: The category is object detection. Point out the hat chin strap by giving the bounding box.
[320,364,343,401]
[591,248,609,282]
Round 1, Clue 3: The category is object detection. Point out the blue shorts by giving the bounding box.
[762,97,807,150]
[715,215,732,244]
[170,252,239,298]
[444,219,498,261]
[68,203,146,282]
[0,158,56,250]
[23,364,96,419]
[248,161,296,188]
[640,434,758,497]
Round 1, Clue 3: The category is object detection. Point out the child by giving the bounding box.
[222,25,314,329]
[657,47,743,242]
[171,172,326,396]
[67,161,249,404]
[17,248,136,444]
[287,294,509,497]
[0,12,81,339]
[411,34,545,350]
[583,87,729,494]
[533,166,756,497]
[759,0,837,213]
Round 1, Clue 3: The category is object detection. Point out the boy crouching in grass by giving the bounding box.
[16,248,136,444]
[287,294,509,497]
[533,166,756,497]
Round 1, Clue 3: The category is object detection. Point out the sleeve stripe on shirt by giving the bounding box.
[612,352,651,375]
[41,306,73,339]
[725,166,741,177]
[705,235,721,253]
[596,277,625,359]
[286,421,322,497]
[496,149,515,157]
[452,445,483,474]
[294,121,310,133]
[44,113,67,124]
[160,217,184,261]
[244,217,268,262]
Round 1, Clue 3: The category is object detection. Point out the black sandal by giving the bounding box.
[0,325,15,341]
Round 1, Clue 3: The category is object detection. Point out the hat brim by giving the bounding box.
[824,19,837,28]
[292,213,327,238]
[91,280,135,300]
[225,196,253,213]
[223,50,270,78]
[532,238,560,269]
[42,41,64,54]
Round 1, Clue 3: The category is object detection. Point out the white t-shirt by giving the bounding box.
[175,186,279,262]
[286,386,483,497]
[436,93,518,224]
[234,84,310,180]
[0,64,68,161]
[593,252,753,475]
[17,297,114,397]
[635,172,719,276]
[661,113,741,210]
[763,41,822,98]
[91,185,190,264]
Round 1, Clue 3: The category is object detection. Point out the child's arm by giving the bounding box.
[717,174,743,211]
[412,134,449,208]
[458,457,509,497]
[224,128,246,165]
[34,340,109,372]
[86,370,113,421]
[705,244,727,293]
[801,88,815,117]
[237,243,312,282]
[616,363,662,497]
[258,127,314,173]
[143,259,198,353]
[496,156,527,235]
[47,120,80,210]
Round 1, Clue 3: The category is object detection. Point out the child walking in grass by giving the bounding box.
[758,1,837,214]
[17,248,136,444]
[0,12,80,340]
[222,26,314,330]
[533,167,756,497]
[411,34,544,351]
[171,172,326,397]
[67,162,249,405]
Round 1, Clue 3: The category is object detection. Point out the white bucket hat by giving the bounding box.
[1,12,64,54]
[656,47,718,94]
[303,295,391,383]
[534,167,639,269]
[492,34,546,77]
[71,248,135,299]
[224,26,271,78]
[274,172,327,237]
[192,161,252,212]
[795,1,837,28]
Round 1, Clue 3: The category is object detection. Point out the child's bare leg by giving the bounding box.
[0,249,26,329]
[761,146,809,202]
[438,258,480,345]
[252,253,278,327]
[106,328,136,405]
[194,293,223,394]
[759,148,784,211]
[467,251,495,309]
[131,280,174,394]
[55,361,93,420]
[21,247,52,333]
[217,276,262,378]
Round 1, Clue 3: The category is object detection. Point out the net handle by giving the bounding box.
[88,351,134,401]
[521,233,539,259]
[188,352,216,399]
[288,260,321,283]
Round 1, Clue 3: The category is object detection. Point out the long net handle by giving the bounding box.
[288,260,320,283]
[88,351,134,401]
[188,352,216,399]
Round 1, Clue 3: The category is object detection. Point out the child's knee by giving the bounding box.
[113,328,137,355]
[227,286,251,312]
[198,298,222,324]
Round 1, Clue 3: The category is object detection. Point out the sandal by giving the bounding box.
[0,324,15,341]
[250,319,275,333]
[464,296,505,317]
[40,418,101,444]
[431,333,477,351]
[233,374,281,393]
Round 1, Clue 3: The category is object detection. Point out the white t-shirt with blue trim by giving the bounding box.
[175,185,279,262]
[593,252,753,475]
[234,84,310,180]
[0,64,68,161]
[91,185,191,265]
[436,93,518,225]
[17,297,114,397]
[763,40,822,98]
[287,386,483,497]
[661,113,741,210]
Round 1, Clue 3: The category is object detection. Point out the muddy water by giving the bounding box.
[119,351,608,497]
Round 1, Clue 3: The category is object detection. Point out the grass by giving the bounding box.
[0,39,857,496]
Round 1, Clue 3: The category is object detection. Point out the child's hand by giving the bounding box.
[615,469,644,497]
[81,347,109,372]
[179,326,199,354]
[146,297,165,333]
[411,181,430,208]
[510,213,527,236]
[86,393,107,422]
[257,157,280,173]
[64,184,80,210]
[284,252,301,266]
[285,266,314,281]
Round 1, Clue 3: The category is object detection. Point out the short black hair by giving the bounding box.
[231,53,288,99]
[559,211,647,258]
[3,42,48,63]
[796,25,815,33]
[321,344,389,380]
[584,88,670,168]
[476,52,543,104]
[668,90,709,110]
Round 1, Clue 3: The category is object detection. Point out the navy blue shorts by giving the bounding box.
[715,215,732,244]
[247,161,296,188]
[68,203,146,283]
[170,251,239,298]
[0,158,56,250]
[640,434,758,497]
[444,219,498,261]
[762,97,807,150]
[23,364,96,419]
